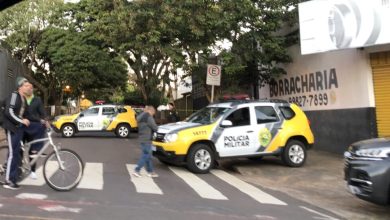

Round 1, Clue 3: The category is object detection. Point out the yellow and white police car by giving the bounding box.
[52,104,137,138]
[152,100,314,173]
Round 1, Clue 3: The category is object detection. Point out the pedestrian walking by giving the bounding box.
[133,105,159,177]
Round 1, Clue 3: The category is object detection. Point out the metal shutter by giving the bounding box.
[370,52,390,137]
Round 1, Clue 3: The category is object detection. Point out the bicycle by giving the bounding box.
[0,128,84,191]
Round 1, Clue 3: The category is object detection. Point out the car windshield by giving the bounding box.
[186,107,230,125]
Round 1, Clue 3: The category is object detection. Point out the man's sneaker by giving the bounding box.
[29,171,37,180]
[147,172,159,178]
[132,172,142,177]
[3,181,20,190]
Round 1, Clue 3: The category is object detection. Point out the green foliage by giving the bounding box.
[217,0,300,97]
[0,0,129,105]
[0,0,301,105]
[37,27,128,95]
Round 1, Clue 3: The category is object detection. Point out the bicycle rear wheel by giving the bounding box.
[0,146,8,184]
[43,149,84,191]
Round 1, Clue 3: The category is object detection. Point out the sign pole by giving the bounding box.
[211,85,215,103]
[206,64,221,104]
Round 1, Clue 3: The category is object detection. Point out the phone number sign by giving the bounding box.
[206,64,221,86]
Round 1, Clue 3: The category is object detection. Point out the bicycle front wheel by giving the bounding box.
[43,149,84,191]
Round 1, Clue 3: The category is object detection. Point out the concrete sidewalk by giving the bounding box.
[222,150,390,220]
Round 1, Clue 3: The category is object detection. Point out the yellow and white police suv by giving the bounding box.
[52,104,137,138]
[152,100,314,173]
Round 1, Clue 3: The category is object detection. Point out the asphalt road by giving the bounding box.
[0,132,343,220]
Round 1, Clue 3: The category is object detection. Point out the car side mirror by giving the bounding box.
[79,113,84,117]
[220,120,233,128]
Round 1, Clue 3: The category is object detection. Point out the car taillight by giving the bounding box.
[307,119,311,126]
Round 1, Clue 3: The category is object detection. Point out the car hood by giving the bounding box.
[351,138,390,150]
[157,122,202,134]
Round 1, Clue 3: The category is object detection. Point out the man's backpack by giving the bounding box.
[0,99,5,127]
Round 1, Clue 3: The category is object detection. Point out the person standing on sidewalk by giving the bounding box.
[133,105,159,178]
[2,77,31,190]
[166,102,179,123]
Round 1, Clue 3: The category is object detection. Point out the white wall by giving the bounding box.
[260,45,375,111]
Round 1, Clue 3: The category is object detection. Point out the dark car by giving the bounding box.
[344,138,390,205]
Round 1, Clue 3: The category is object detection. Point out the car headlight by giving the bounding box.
[355,148,390,158]
[164,133,178,143]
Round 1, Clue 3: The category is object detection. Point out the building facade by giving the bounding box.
[260,44,390,154]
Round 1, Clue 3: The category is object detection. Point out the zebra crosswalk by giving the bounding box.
[127,164,163,194]
[19,162,286,206]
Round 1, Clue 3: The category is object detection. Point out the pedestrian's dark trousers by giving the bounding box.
[24,122,45,172]
[25,122,45,152]
[6,128,24,183]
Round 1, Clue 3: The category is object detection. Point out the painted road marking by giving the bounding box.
[300,206,340,220]
[169,166,228,200]
[19,166,46,186]
[19,161,58,186]
[126,164,163,195]
[16,193,48,200]
[20,162,102,190]
[0,214,71,220]
[78,162,103,190]
[39,205,82,213]
[210,170,287,205]
[16,162,289,207]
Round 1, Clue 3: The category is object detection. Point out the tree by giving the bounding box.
[1,0,301,106]
[36,27,128,104]
[0,0,65,105]
[60,0,226,104]
[218,0,300,99]
[0,0,128,107]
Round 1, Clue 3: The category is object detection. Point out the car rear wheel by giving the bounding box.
[61,124,75,138]
[116,124,130,138]
[187,144,214,174]
[281,140,306,167]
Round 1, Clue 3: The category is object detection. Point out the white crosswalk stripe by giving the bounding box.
[126,164,163,195]
[18,162,287,206]
[19,161,59,186]
[210,169,287,205]
[169,166,228,200]
[19,166,45,186]
[78,162,103,190]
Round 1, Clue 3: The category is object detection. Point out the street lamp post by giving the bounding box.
[63,85,71,114]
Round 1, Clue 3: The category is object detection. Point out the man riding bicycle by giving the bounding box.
[24,82,49,179]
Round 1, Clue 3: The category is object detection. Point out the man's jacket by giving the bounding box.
[2,91,28,133]
[27,96,46,122]
[137,112,158,143]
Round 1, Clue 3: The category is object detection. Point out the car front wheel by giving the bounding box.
[281,140,306,167]
[116,124,130,138]
[61,124,75,138]
[187,144,214,174]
